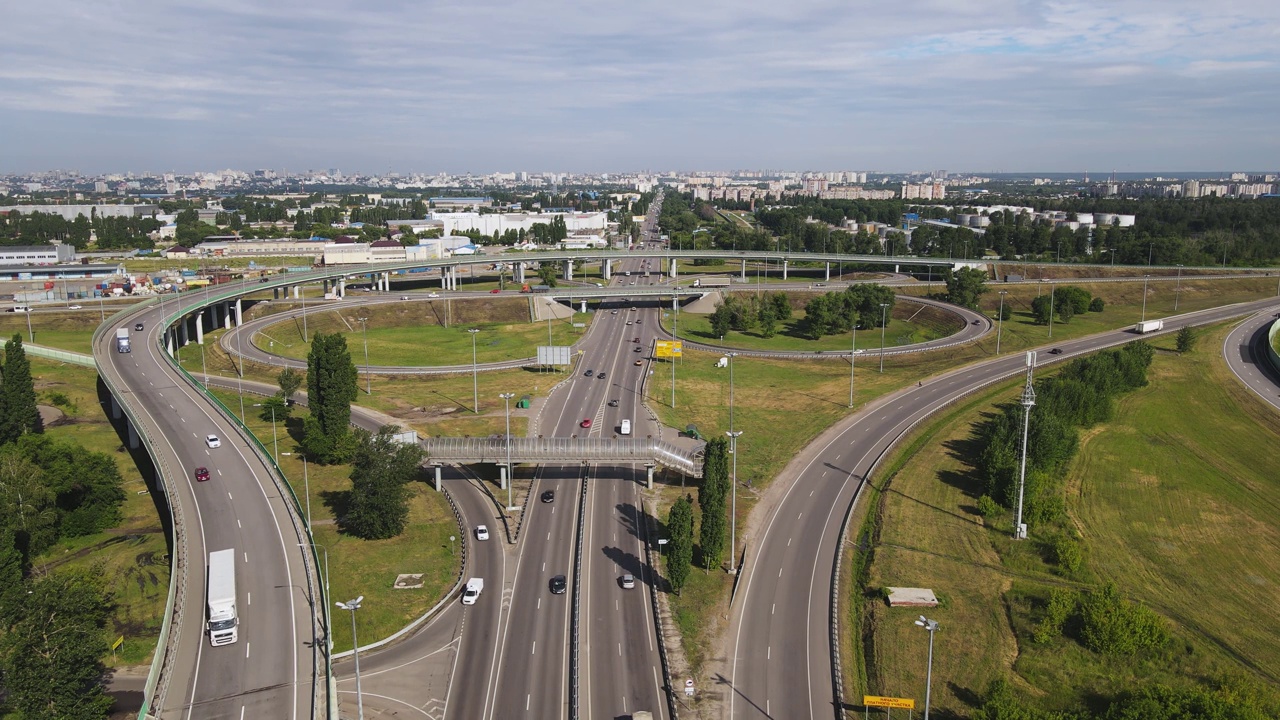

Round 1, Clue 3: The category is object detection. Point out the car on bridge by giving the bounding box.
[205,434,222,448]
[475,525,489,541]
[549,575,567,594]
[584,369,594,377]
[580,418,593,428]
[621,574,635,589]
[541,490,555,503]
[195,467,210,482]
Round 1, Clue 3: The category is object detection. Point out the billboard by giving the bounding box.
[655,340,682,358]
[537,345,572,366]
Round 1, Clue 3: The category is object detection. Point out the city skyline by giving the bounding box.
[3,0,1278,174]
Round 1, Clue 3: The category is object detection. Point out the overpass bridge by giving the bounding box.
[421,436,705,488]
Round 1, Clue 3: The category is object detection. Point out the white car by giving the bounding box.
[68,304,82,310]
[621,574,636,589]
[400,295,411,300]
[428,292,440,298]
[475,525,490,541]
[205,434,222,448]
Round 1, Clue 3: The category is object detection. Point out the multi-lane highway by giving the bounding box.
[1224,309,1280,413]
[722,296,1280,718]
[95,287,321,719]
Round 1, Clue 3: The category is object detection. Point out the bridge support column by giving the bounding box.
[782,259,788,280]
[515,262,526,284]
[273,287,280,300]
[669,258,677,280]
[563,259,573,281]
[741,259,747,280]
[894,263,900,273]
[154,466,166,496]
[602,259,611,280]
[645,464,655,490]
[433,465,442,492]
[127,420,140,449]
[338,278,346,297]
[111,395,122,419]
[196,313,204,345]
[164,330,173,356]
[580,300,587,313]
[384,272,391,292]
[499,465,508,490]
[179,317,189,346]
[235,298,244,327]
[825,262,830,282]
[294,285,301,299]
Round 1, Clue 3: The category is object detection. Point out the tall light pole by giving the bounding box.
[1048,281,1056,339]
[848,313,858,408]
[499,392,515,510]
[358,316,371,395]
[335,596,365,720]
[236,321,246,422]
[1014,351,1036,540]
[252,403,279,463]
[996,291,1007,355]
[301,281,309,342]
[1175,265,1183,311]
[1140,274,1150,323]
[726,430,743,574]
[725,351,739,433]
[283,452,311,529]
[468,328,480,413]
[914,616,940,720]
[24,303,33,343]
[878,303,889,373]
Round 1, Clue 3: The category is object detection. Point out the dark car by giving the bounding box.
[634,347,642,352]
[597,372,606,380]
[1048,348,1063,355]
[549,575,567,594]
[608,399,619,407]
[194,467,211,482]
[541,490,555,503]
[972,319,981,325]
[134,322,144,331]
[584,369,594,377]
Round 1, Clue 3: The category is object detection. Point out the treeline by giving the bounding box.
[708,292,792,338]
[1030,285,1105,325]
[971,674,1279,719]
[0,211,161,249]
[802,285,895,339]
[0,335,127,718]
[976,341,1154,527]
[665,437,732,592]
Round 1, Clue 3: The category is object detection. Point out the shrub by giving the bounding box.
[1032,588,1077,644]
[1051,534,1082,574]
[977,494,1003,518]
[1089,297,1105,312]
[1079,583,1167,656]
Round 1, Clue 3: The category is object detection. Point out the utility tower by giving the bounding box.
[1013,351,1037,540]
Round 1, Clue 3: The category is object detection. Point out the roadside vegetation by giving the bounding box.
[850,322,1280,717]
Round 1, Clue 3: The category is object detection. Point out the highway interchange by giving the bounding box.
[89,197,1280,719]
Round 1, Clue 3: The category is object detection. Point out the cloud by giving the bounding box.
[2,0,1279,172]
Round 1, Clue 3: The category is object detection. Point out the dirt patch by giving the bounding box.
[38,403,66,427]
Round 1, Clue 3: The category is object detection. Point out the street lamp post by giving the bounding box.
[1175,265,1183,311]
[236,322,246,422]
[358,317,371,395]
[727,430,743,573]
[499,392,515,510]
[468,328,480,413]
[996,291,1007,355]
[1048,281,1056,339]
[878,303,889,373]
[301,281,309,342]
[25,303,33,343]
[1140,274,1150,323]
[335,596,365,720]
[914,616,940,720]
[251,403,279,463]
[848,314,858,408]
[283,452,311,529]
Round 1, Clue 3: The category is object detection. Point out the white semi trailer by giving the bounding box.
[207,549,239,646]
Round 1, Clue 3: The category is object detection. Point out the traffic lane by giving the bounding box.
[1223,311,1280,413]
[490,472,579,719]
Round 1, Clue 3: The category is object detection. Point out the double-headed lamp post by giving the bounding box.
[357,317,371,395]
[1140,274,1151,323]
[726,430,743,573]
[996,290,1008,355]
[914,615,940,720]
[468,328,480,413]
[335,596,365,720]
[878,303,889,373]
[499,392,515,510]
[848,313,858,408]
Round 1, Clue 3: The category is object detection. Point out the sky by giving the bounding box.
[3,0,1279,175]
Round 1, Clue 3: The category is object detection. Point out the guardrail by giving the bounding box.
[1267,319,1280,375]
[643,495,679,720]
[25,343,95,367]
[568,471,588,720]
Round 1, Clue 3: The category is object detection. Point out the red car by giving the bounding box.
[580,418,592,428]
[490,288,501,294]
[195,467,211,482]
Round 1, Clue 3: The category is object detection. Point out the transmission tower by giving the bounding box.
[1013,351,1037,540]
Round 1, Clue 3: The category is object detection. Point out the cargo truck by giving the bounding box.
[692,277,730,287]
[207,549,239,646]
[1134,319,1164,334]
[115,328,132,353]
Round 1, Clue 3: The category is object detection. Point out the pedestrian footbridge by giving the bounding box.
[422,436,704,485]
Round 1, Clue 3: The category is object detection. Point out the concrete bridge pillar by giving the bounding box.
[273,287,280,300]
[645,464,655,490]
[563,259,574,282]
[235,298,244,327]
[499,465,508,490]
[111,395,122,419]
[580,300,587,313]
[433,465,443,492]
[603,259,612,280]
[515,262,526,284]
[196,313,204,345]
[337,278,346,297]
[669,258,677,280]
[127,420,140,449]
[294,285,301,299]
[179,317,189,346]
[384,272,392,292]
[895,263,900,273]
[825,262,831,282]
[741,259,747,280]
[782,259,788,280]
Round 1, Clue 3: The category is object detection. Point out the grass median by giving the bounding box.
[852,322,1280,714]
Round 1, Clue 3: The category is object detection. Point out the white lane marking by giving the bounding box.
[787,537,792,546]
[526,695,531,711]
[243,552,248,563]
[240,707,245,720]
[618,642,622,656]
[245,642,250,658]
[247,592,250,606]
[768,646,771,660]
[778,568,783,578]
[537,598,541,610]
[227,492,233,501]
[237,519,242,528]
[771,603,775,615]
[532,641,536,655]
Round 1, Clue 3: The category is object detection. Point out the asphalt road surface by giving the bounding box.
[1223,309,1280,413]
[724,297,1280,719]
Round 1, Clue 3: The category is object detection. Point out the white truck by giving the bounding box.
[462,577,484,605]
[692,277,731,288]
[115,327,132,353]
[620,419,632,436]
[1135,319,1164,334]
[207,549,239,646]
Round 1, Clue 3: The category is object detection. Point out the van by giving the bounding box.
[11,305,30,313]
[620,419,631,436]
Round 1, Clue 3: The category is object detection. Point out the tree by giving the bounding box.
[0,568,114,720]
[343,426,425,540]
[709,304,732,339]
[698,437,729,570]
[303,333,358,463]
[259,394,289,422]
[1079,582,1167,656]
[666,495,694,594]
[0,447,57,557]
[277,367,302,402]
[944,267,989,309]
[536,263,559,288]
[1089,297,1106,312]
[0,334,42,444]
[1176,327,1195,353]
[15,434,126,538]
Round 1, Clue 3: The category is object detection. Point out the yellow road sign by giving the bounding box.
[655,340,683,358]
[112,635,124,652]
[864,696,915,709]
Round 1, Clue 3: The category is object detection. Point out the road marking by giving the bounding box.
[787,537,792,546]
[237,519,242,528]
[771,603,775,615]
[778,567,783,578]
[537,598,541,610]
[526,695,531,711]
[243,551,248,563]
[618,642,622,656]
[245,642,250,658]
[247,592,250,605]
[542,562,546,572]
[228,492,233,501]
[797,512,803,520]
[768,646,771,660]
[218,469,223,476]
[532,641,536,655]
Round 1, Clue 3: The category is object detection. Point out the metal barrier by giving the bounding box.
[25,343,95,367]
[1267,318,1280,375]
[422,437,704,476]
[568,471,588,719]
[643,496,679,720]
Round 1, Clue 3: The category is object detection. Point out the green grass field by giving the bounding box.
[0,311,106,354]
[854,322,1280,714]
[26,358,170,668]
[205,388,462,652]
